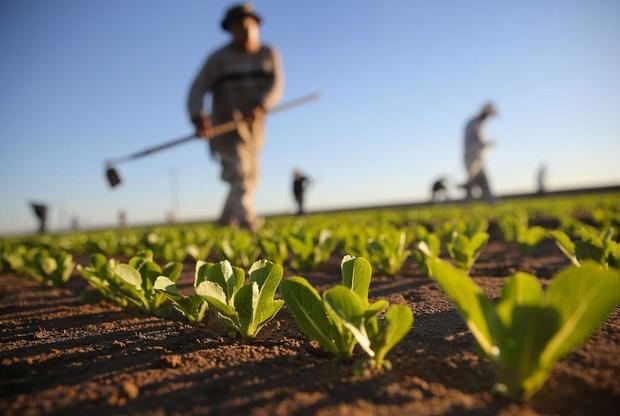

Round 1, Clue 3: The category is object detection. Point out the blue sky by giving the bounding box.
[1,0,619,234]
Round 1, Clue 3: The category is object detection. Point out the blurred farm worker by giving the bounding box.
[430,177,448,203]
[118,210,127,228]
[463,103,497,204]
[537,163,548,195]
[29,202,48,234]
[292,170,310,215]
[188,4,284,230]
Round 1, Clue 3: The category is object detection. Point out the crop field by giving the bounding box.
[1,193,619,415]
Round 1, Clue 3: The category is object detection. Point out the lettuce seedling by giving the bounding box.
[287,229,337,272]
[2,245,27,274]
[258,235,289,265]
[219,231,261,268]
[84,232,120,256]
[550,227,619,269]
[425,256,620,400]
[79,251,182,313]
[439,218,488,244]
[196,259,284,338]
[23,249,75,287]
[591,208,620,229]
[143,230,193,262]
[498,213,524,242]
[515,225,548,253]
[281,255,413,367]
[281,256,374,357]
[498,214,547,252]
[185,241,214,262]
[154,260,210,324]
[364,304,413,369]
[323,285,413,369]
[412,233,441,276]
[366,231,411,275]
[341,230,370,258]
[445,231,489,271]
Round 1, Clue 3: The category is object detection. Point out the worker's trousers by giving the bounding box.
[465,168,495,204]
[211,115,264,228]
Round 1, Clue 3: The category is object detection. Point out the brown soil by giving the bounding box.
[1,240,619,415]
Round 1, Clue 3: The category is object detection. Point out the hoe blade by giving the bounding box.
[106,166,122,188]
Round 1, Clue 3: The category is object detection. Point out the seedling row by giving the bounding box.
[1,193,619,401]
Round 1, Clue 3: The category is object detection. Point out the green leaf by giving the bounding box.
[194,260,211,287]
[364,300,389,320]
[249,260,284,325]
[190,295,209,323]
[427,258,497,356]
[207,260,231,294]
[232,266,246,293]
[425,234,441,257]
[196,280,236,316]
[249,260,282,295]
[549,230,579,266]
[575,241,606,264]
[89,253,107,269]
[186,244,200,260]
[471,232,489,258]
[41,257,58,275]
[163,262,183,283]
[114,264,142,290]
[154,275,183,302]
[493,273,560,398]
[417,241,435,258]
[541,263,620,369]
[255,299,284,333]
[446,231,488,271]
[138,260,162,292]
[323,286,371,356]
[498,272,544,307]
[370,304,414,367]
[60,253,74,283]
[235,282,260,337]
[280,277,338,353]
[341,256,372,306]
[207,260,239,300]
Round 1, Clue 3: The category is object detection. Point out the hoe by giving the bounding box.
[105,92,319,188]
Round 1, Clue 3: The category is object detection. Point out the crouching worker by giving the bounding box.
[430,177,448,203]
[187,4,284,230]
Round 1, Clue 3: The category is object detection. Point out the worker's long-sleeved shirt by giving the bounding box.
[187,44,284,124]
[293,176,308,198]
[464,116,491,178]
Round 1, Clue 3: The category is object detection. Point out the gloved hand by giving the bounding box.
[192,113,213,139]
[245,104,265,123]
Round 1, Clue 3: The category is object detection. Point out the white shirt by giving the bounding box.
[464,116,492,179]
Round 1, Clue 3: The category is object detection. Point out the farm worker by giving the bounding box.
[537,163,548,195]
[187,4,284,230]
[292,170,310,215]
[430,177,448,203]
[29,202,48,234]
[463,103,497,204]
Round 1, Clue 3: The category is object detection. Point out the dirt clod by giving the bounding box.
[122,381,139,400]
[162,354,183,368]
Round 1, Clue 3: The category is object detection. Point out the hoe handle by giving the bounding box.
[108,92,320,165]
[205,92,320,139]
[117,135,198,162]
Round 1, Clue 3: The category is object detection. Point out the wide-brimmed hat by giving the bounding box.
[221,3,262,31]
